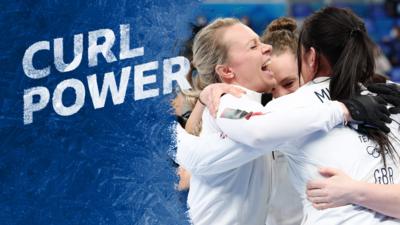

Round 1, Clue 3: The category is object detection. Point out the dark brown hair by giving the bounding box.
[298,7,398,166]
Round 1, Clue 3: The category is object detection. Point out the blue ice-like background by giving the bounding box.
[0,0,200,224]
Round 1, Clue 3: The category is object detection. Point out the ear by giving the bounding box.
[215,64,235,81]
[308,47,317,72]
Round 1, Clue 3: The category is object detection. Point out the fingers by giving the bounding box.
[212,86,245,114]
[307,196,328,204]
[228,86,246,98]
[389,107,400,114]
[309,195,342,210]
[312,202,331,210]
[307,179,325,190]
[210,87,221,115]
[176,167,191,191]
[307,188,337,210]
[380,94,400,107]
[211,97,220,118]
[367,83,394,95]
[208,94,218,118]
[204,84,245,118]
[375,105,392,123]
[370,121,391,134]
[213,88,227,115]
[306,188,326,198]
[377,104,390,116]
[307,192,334,210]
[379,112,392,124]
[306,185,328,204]
[373,95,387,105]
[318,167,341,177]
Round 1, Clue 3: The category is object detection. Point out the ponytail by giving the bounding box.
[299,7,399,166]
[330,28,375,100]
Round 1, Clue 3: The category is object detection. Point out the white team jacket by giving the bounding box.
[176,77,400,225]
[176,82,346,225]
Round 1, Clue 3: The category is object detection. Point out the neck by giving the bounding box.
[315,73,331,78]
[315,54,333,78]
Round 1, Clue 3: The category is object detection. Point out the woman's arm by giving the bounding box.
[176,166,191,191]
[176,86,245,185]
[185,83,245,133]
[175,92,347,175]
[176,83,390,175]
[307,167,400,219]
[352,183,400,219]
[215,94,348,150]
[175,99,346,175]
[176,100,205,191]
[184,100,205,135]
[177,95,390,175]
[175,124,265,175]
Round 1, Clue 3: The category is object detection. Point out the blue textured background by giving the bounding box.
[0,0,199,224]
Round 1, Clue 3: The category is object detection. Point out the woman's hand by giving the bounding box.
[341,95,391,133]
[199,83,245,117]
[367,82,400,114]
[176,166,191,191]
[306,167,359,210]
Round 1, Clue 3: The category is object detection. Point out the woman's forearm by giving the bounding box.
[215,96,345,150]
[185,100,205,135]
[352,182,400,219]
[307,167,400,219]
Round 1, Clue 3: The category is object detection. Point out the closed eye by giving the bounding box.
[283,81,294,88]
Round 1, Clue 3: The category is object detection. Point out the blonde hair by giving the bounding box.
[189,18,241,95]
[181,18,240,134]
[261,17,298,56]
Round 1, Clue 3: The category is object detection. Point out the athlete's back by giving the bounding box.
[271,78,400,225]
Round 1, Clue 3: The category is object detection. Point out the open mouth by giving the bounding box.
[261,59,271,72]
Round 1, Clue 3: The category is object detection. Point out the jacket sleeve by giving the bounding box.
[215,94,345,151]
[175,124,272,175]
[175,94,344,175]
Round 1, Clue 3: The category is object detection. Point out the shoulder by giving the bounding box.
[217,94,262,118]
[220,94,261,109]
[267,82,331,110]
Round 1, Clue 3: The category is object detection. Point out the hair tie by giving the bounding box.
[350,27,362,38]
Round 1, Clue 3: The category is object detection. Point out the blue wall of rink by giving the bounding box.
[200,2,395,42]
[0,0,199,225]
[199,2,400,82]
[200,3,287,34]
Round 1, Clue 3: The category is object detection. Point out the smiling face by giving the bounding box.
[219,23,276,93]
[270,50,300,98]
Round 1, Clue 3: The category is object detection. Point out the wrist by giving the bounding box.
[348,180,365,205]
[197,97,206,107]
[337,101,352,124]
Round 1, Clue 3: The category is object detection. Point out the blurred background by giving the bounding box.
[189,0,400,82]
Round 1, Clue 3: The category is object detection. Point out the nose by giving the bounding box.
[261,43,272,55]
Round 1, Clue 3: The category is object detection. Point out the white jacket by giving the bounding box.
[176,78,400,225]
[176,82,346,225]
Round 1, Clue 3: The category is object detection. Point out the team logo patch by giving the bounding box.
[220,108,264,120]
